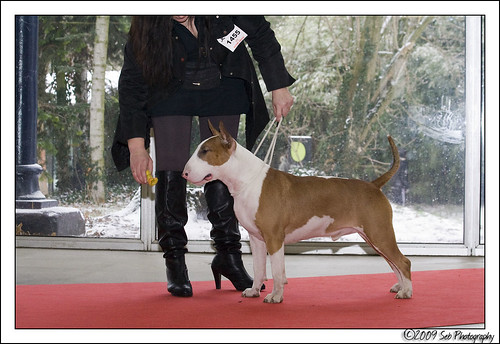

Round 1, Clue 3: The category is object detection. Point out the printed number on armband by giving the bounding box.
[217,25,248,52]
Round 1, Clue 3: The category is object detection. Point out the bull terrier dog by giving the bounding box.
[183,121,412,303]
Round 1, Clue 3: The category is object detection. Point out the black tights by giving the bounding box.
[151,115,240,171]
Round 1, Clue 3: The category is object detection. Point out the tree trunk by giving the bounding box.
[331,16,433,178]
[89,16,110,203]
[359,16,433,144]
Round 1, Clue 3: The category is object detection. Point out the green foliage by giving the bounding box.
[37,15,132,199]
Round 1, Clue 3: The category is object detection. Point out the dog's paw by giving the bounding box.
[263,292,283,304]
[395,289,413,299]
[242,287,260,298]
[391,282,413,298]
[390,282,402,293]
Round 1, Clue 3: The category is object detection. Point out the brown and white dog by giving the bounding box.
[183,121,412,303]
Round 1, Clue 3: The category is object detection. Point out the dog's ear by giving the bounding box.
[218,121,236,151]
[208,120,220,137]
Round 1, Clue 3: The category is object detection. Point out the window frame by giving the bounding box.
[16,16,485,257]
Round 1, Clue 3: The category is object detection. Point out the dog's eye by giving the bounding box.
[199,147,210,155]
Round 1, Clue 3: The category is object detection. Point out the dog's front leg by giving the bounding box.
[264,244,286,303]
[242,234,267,298]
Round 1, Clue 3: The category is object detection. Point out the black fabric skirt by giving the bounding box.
[149,76,250,117]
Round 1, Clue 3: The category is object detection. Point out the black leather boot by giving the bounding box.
[156,170,192,297]
[204,180,259,291]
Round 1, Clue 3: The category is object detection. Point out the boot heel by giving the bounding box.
[212,267,222,289]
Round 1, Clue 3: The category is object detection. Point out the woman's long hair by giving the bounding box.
[128,16,177,88]
[128,16,211,88]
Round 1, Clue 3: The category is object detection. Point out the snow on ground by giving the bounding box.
[81,187,464,244]
[79,188,142,238]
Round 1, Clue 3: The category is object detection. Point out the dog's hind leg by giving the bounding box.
[358,229,412,299]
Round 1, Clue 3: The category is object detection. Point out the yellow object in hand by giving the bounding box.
[146,170,158,186]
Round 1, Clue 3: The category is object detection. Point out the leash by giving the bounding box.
[253,117,282,165]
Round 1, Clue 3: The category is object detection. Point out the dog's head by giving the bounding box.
[182,121,236,186]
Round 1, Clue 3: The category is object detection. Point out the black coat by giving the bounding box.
[112,15,295,171]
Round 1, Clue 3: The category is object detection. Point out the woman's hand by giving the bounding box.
[128,137,153,184]
[272,87,294,122]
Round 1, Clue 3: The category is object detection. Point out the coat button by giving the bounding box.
[230,72,233,76]
[180,57,185,62]
[223,30,228,35]
[216,15,219,19]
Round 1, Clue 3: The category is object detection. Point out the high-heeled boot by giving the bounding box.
[156,170,192,297]
[204,180,260,291]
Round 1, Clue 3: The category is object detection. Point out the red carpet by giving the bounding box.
[16,269,484,329]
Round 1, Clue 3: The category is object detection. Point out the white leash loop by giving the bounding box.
[253,117,282,165]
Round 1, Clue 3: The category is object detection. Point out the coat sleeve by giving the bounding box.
[111,41,151,171]
[232,16,295,92]
[116,41,151,143]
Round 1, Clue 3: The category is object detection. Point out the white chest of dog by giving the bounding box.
[183,121,412,303]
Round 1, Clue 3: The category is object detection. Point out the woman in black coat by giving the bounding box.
[112,15,294,297]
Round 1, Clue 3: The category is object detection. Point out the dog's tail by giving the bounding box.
[371,136,400,189]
